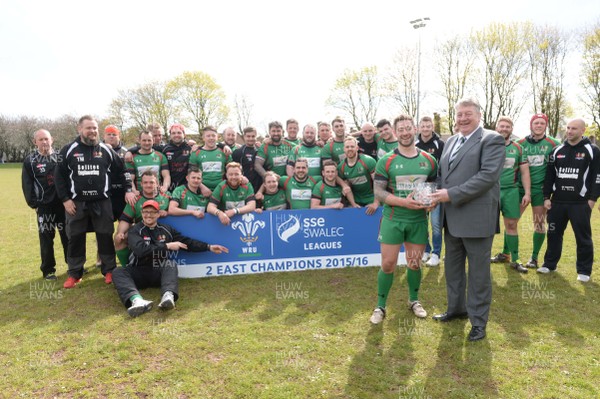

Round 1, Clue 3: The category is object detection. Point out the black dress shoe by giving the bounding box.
[468,326,486,341]
[432,311,468,322]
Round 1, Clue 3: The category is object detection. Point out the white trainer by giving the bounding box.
[408,300,427,318]
[577,274,590,283]
[426,254,440,267]
[369,307,386,324]
[536,266,556,274]
[127,298,153,317]
[421,252,430,262]
[158,291,175,310]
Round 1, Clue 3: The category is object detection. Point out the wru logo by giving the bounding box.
[232,214,265,246]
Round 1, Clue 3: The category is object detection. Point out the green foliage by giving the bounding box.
[581,23,600,128]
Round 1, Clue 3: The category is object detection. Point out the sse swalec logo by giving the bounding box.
[275,214,301,242]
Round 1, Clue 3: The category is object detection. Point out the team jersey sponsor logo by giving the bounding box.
[186,205,205,212]
[290,189,311,200]
[93,151,103,158]
[527,154,545,167]
[557,154,566,159]
[225,200,245,209]
[306,157,321,168]
[348,176,368,185]
[557,167,578,180]
[137,165,160,177]
[324,198,341,205]
[395,175,426,191]
[202,162,222,173]
[575,152,586,160]
[77,164,100,176]
[504,158,516,169]
[273,155,288,167]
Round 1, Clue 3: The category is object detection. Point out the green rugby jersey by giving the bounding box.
[210,181,255,211]
[517,135,561,189]
[262,189,288,210]
[338,154,377,204]
[312,181,343,206]
[256,141,295,176]
[126,150,169,189]
[500,141,526,189]
[170,184,209,212]
[288,144,322,176]
[279,175,318,209]
[120,193,170,224]
[321,140,346,163]
[188,147,230,191]
[376,137,398,159]
[284,138,302,147]
[375,148,437,222]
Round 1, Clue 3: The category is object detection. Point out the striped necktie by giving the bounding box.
[449,136,466,165]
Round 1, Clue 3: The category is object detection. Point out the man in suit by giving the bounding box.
[429,98,505,342]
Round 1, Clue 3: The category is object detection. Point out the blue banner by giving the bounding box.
[159,207,383,278]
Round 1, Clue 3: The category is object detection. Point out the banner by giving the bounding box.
[160,207,383,278]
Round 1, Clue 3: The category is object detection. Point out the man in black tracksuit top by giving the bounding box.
[232,126,263,192]
[540,119,600,281]
[103,125,129,221]
[112,199,229,317]
[55,115,133,288]
[22,129,69,279]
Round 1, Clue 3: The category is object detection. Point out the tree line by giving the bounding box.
[1,21,598,162]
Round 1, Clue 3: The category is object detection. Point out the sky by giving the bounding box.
[0,0,598,136]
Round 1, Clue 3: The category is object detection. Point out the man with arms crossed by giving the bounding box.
[430,98,505,342]
[370,114,438,324]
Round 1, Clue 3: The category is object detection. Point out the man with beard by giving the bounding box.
[55,115,135,288]
[207,162,256,225]
[338,137,379,215]
[255,121,294,177]
[161,123,193,191]
[232,126,263,192]
[280,158,319,210]
[490,117,531,273]
[222,127,239,152]
[286,124,322,178]
[103,125,130,221]
[539,119,600,282]
[517,114,561,269]
[370,115,438,324]
[22,129,69,280]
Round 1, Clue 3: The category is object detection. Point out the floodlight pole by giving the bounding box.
[409,17,430,124]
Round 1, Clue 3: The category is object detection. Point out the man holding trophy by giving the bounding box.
[369,114,438,324]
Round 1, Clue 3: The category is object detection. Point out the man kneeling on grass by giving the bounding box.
[113,199,229,317]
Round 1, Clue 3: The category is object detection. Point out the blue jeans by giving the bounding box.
[425,204,442,256]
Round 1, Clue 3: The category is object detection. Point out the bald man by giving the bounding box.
[539,119,600,282]
[22,129,69,280]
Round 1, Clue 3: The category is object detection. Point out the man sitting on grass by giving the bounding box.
[113,199,228,317]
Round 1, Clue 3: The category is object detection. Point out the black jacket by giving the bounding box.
[22,150,60,208]
[544,137,600,203]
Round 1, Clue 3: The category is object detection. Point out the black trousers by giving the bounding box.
[544,202,594,275]
[112,261,179,307]
[36,202,69,276]
[65,199,116,278]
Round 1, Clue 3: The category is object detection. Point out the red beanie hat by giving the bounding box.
[104,125,120,134]
[530,113,548,129]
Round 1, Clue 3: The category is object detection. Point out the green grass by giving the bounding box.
[2,163,599,398]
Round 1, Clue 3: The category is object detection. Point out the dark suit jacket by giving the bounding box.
[439,127,505,238]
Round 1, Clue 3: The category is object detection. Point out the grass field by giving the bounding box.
[1,162,599,399]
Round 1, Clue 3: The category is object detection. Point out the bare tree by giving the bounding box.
[435,36,476,134]
[233,95,254,134]
[471,22,532,129]
[327,66,381,130]
[169,71,229,133]
[581,22,600,132]
[387,48,419,119]
[527,25,570,137]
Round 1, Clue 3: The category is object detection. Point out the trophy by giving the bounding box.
[413,182,436,206]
